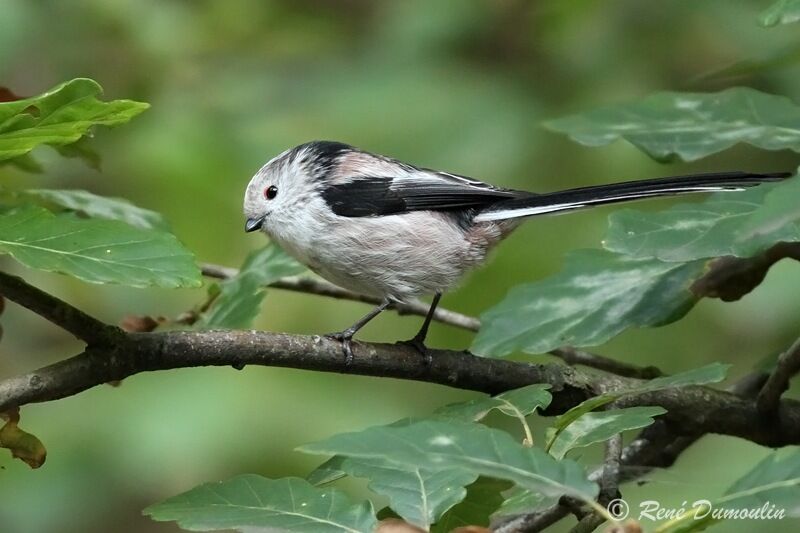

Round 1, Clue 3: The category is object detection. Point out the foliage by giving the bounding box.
[0,79,200,288]
[0,409,46,469]
[0,78,147,162]
[0,205,199,288]
[661,450,800,532]
[144,475,377,533]
[545,89,800,162]
[473,250,707,356]
[138,5,800,527]
[193,243,305,329]
[3,3,800,533]
[604,177,800,261]
[760,0,800,27]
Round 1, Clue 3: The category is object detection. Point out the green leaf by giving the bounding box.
[144,474,377,533]
[431,477,511,532]
[299,419,599,505]
[308,456,348,486]
[548,406,666,460]
[545,88,800,162]
[495,485,553,518]
[54,136,102,170]
[338,457,477,530]
[434,384,552,421]
[0,78,148,163]
[545,363,728,451]
[737,175,800,255]
[661,450,800,532]
[0,205,200,288]
[604,177,800,262]
[760,0,800,27]
[194,243,305,329]
[472,249,707,357]
[22,189,167,230]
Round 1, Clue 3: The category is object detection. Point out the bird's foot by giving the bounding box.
[397,335,433,365]
[324,331,355,365]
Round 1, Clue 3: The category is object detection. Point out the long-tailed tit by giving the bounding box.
[243,141,789,362]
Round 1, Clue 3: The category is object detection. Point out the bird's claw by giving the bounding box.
[398,336,433,365]
[324,331,355,365]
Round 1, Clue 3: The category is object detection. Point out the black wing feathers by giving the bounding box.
[322,173,525,217]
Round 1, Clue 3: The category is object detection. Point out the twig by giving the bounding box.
[568,434,624,533]
[570,513,607,533]
[0,270,121,344]
[692,242,800,302]
[550,347,663,379]
[601,434,623,503]
[757,336,800,415]
[201,263,481,332]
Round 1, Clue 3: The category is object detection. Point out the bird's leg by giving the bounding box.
[398,292,442,365]
[325,298,391,365]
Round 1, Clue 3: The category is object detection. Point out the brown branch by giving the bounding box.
[692,242,800,301]
[201,262,664,380]
[549,347,663,379]
[757,336,800,415]
[1,330,800,448]
[0,270,121,345]
[566,435,623,533]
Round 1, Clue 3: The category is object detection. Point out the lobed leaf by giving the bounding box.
[662,450,800,532]
[434,384,552,422]
[0,78,148,163]
[337,456,477,530]
[144,475,377,533]
[760,0,800,27]
[299,419,599,505]
[23,188,167,230]
[472,249,707,357]
[545,363,728,452]
[545,88,800,162]
[431,477,511,532]
[604,177,800,262]
[308,455,348,486]
[548,406,666,460]
[0,205,200,288]
[494,485,554,518]
[194,243,305,329]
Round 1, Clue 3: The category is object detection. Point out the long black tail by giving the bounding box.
[473,171,792,222]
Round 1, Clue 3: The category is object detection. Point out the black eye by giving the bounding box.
[264,185,278,200]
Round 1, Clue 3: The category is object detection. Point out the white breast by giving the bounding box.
[265,197,496,301]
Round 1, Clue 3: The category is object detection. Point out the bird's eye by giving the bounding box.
[264,185,278,200]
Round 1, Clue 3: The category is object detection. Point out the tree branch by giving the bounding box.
[0,270,121,345]
[201,262,663,380]
[1,330,799,448]
[548,347,663,379]
[692,242,800,302]
[757,335,800,415]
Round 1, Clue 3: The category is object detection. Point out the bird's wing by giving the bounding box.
[321,169,526,217]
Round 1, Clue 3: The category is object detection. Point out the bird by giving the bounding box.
[243,140,789,363]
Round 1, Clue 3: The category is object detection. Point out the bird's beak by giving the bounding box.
[245,216,264,233]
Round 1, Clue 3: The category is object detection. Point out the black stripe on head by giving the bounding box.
[295,140,352,176]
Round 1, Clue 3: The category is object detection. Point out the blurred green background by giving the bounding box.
[1,1,800,532]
